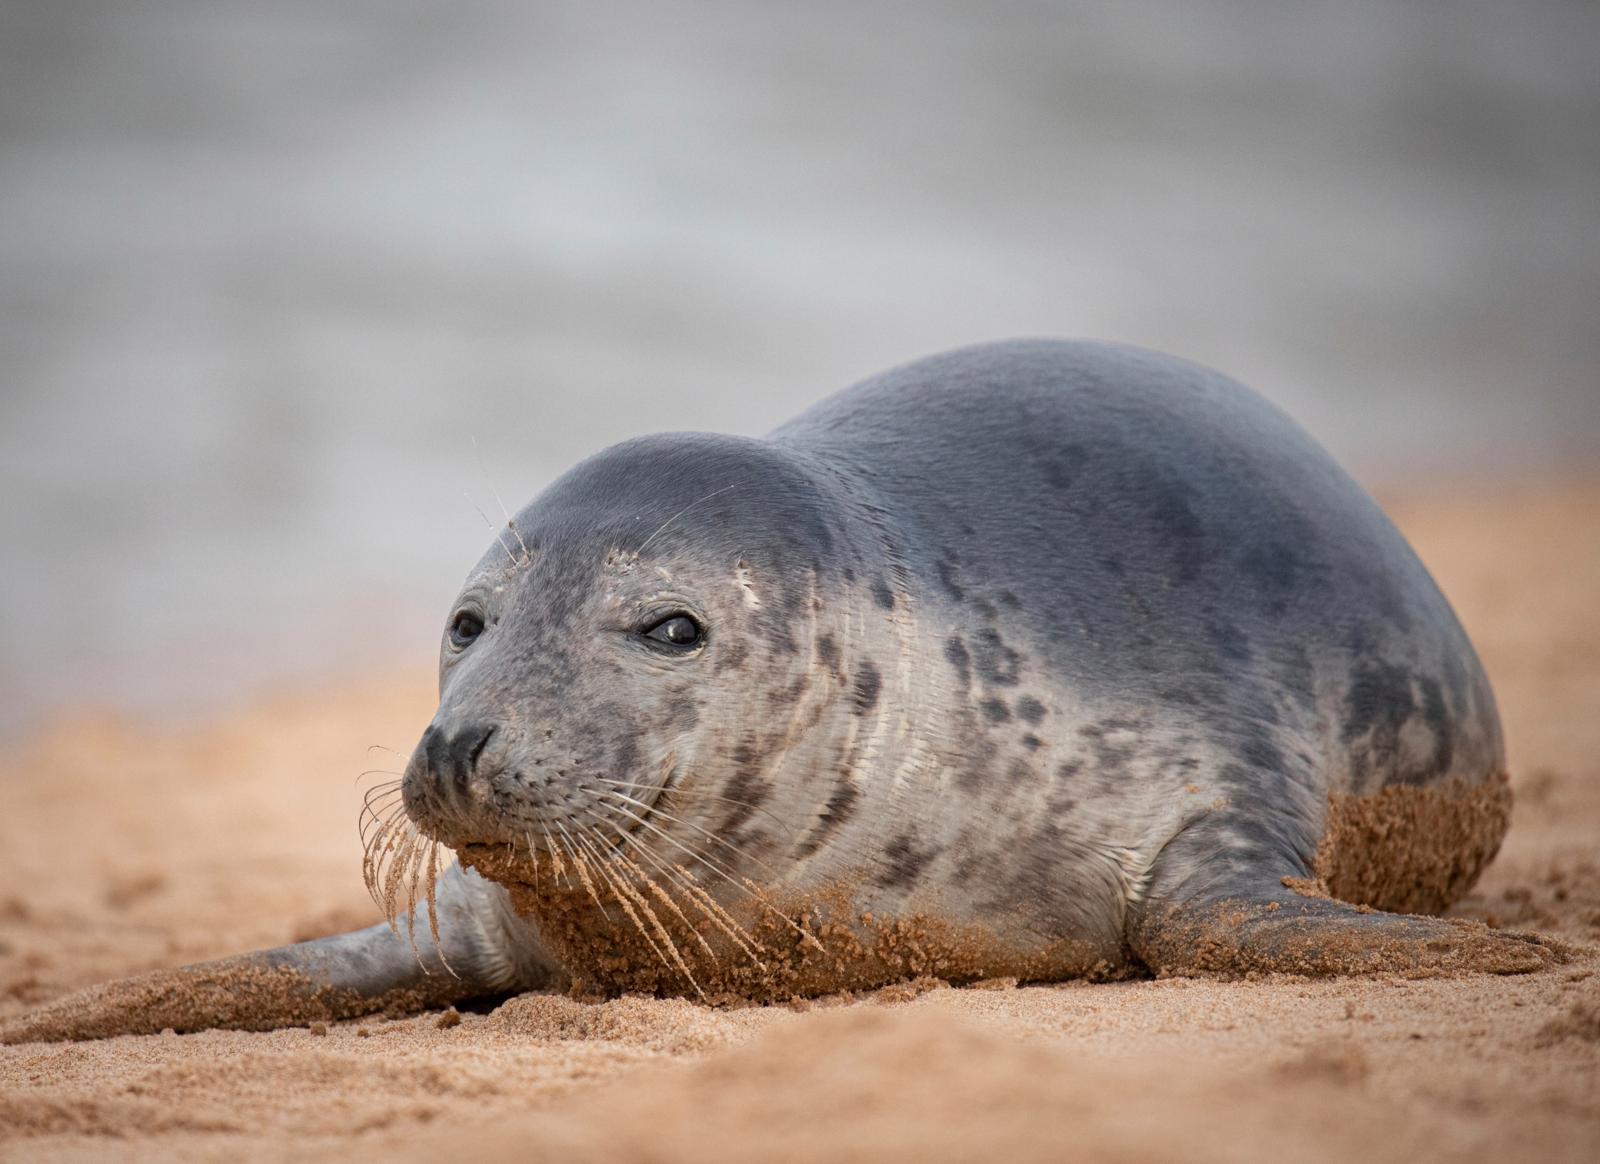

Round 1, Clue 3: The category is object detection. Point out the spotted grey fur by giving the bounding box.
[3,339,1547,1043]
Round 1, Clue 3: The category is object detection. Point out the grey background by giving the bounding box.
[2,0,1597,737]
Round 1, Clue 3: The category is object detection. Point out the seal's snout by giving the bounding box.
[420,719,498,794]
[403,716,505,843]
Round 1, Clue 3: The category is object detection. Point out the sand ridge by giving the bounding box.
[1,477,1597,1162]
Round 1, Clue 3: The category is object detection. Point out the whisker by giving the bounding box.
[423,840,443,945]
[637,481,744,554]
[559,822,612,922]
[600,801,823,953]
[470,433,532,566]
[359,788,405,838]
[465,491,523,567]
[361,778,403,803]
[362,802,407,877]
[577,834,703,999]
[596,790,784,876]
[373,822,403,921]
[607,844,719,961]
[575,834,685,991]
[364,804,425,936]
[599,799,767,893]
[539,820,570,887]
[588,776,791,834]
[609,830,766,963]
[404,831,426,942]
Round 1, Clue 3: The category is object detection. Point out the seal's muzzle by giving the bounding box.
[403,715,502,842]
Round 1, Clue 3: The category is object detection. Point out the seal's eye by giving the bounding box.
[449,610,485,649]
[643,614,703,649]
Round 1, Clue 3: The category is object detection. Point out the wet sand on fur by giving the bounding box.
[1,477,1597,1162]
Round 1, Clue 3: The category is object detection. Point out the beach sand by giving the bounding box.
[1,477,1596,1162]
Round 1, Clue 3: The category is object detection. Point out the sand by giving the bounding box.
[1,476,1597,1162]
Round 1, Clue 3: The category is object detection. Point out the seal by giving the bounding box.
[3,339,1553,1043]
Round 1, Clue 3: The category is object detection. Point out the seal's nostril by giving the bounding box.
[445,722,496,791]
[421,724,448,775]
[468,725,496,770]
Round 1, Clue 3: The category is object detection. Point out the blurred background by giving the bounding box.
[1,0,1596,738]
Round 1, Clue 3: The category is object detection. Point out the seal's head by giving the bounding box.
[399,432,870,894]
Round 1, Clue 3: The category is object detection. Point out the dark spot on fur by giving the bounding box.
[935,558,965,602]
[816,634,840,670]
[970,628,1022,687]
[1206,618,1252,664]
[716,637,750,672]
[1241,539,1301,614]
[794,777,859,857]
[1099,737,1138,770]
[1239,731,1284,774]
[1022,434,1090,491]
[944,637,971,686]
[611,734,639,778]
[1341,659,1419,786]
[717,742,772,834]
[852,661,882,716]
[973,598,998,620]
[664,693,699,732]
[871,577,895,610]
[1056,760,1083,782]
[765,625,800,655]
[766,673,810,709]
[878,832,940,890]
[1144,474,1210,583]
[955,748,992,795]
[1418,675,1455,776]
[1015,696,1046,724]
[980,697,1010,723]
[1022,733,1042,750]
[999,590,1021,609]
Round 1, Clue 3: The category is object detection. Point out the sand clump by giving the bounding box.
[1314,772,1513,916]
[459,841,1120,1003]
[484,993,760,1055]
[0,477,1597,1162]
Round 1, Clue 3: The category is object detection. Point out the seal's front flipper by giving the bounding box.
[1127,818,1556,978]
[1,864,554,1044]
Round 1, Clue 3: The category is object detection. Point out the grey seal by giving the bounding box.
[3,339,1551,1042]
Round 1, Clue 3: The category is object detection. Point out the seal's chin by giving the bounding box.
[455,841,536,889]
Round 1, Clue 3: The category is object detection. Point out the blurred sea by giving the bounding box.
[1,1,1597,735]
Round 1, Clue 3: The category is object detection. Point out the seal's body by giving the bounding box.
[4,341,1544,1042]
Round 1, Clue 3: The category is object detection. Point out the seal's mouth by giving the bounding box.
[414,760,681,871]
